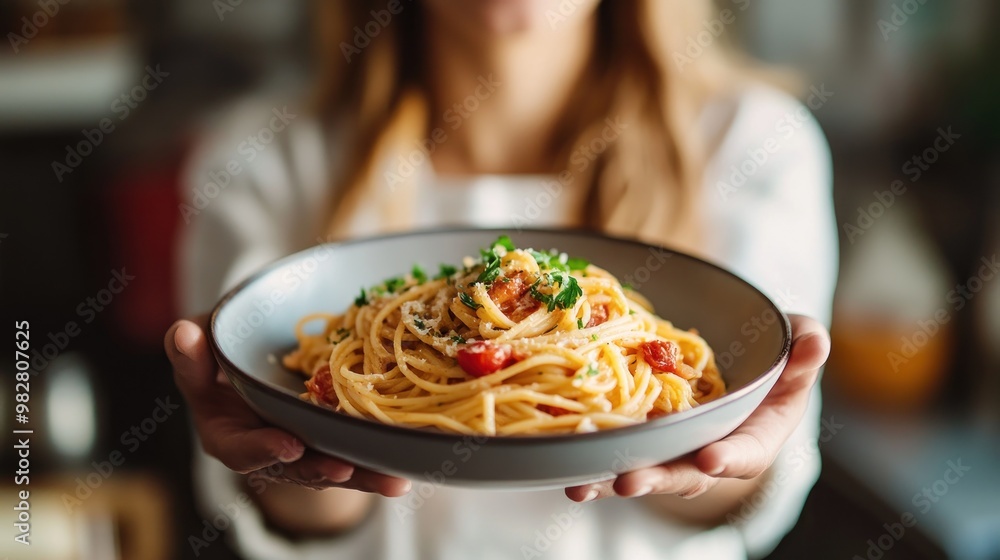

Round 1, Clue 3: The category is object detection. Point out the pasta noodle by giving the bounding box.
[283,236,725,435]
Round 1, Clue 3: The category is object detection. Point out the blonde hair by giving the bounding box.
[313,0,744,253]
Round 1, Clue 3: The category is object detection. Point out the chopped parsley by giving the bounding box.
[494,235,516,251]
[529,272,583,312]
[621,282,634,291]
[413,318,426,331]
[412,265,427,284]
[586,363,599,376]
[476,235,516,285]
[530,250,589,273]
[477,255,502,285]
[628,309,636,315]
[354,288,368,307]
[459,292,482,310]
[450,334,466,344]
[383,276,405,293]
[435,264,457,279]
[529,250,561,271]
[331,327,351,343]
[577,318,584,329]
[591,334,598,341]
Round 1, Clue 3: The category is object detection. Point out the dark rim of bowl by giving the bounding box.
[209,227,792,446]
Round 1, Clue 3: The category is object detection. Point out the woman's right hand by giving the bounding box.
[165,316,412,497]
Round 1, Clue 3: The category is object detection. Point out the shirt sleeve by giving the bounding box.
[699,85,838,558]
[177,100,380,559]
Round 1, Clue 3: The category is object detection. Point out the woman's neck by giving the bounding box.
[424,13,596,175]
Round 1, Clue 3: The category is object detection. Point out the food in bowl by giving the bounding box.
[283,236,726,436]
[209,229,789,488]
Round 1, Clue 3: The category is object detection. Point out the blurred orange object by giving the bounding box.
[827,312,954,411]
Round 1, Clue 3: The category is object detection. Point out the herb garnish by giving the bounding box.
[459,292,482,310]
[435,264,457,279]
[412,265,427,284]
[354,288,368,307]
[476,235,515,285]
[383,276,405,293]
[529,271,583,312]
[332,328,350,343]
[529,250,589,273]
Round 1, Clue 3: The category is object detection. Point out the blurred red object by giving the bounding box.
[103,158,182,349]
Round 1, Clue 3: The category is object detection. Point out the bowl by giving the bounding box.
[209,229,790,490]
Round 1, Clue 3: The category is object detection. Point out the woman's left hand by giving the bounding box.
[565,314,830,503]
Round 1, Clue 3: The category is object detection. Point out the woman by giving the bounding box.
[167,0,835,558]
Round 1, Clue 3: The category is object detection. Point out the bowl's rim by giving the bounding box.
[209,227,791,446]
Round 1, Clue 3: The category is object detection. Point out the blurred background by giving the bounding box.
[0,0,997,558]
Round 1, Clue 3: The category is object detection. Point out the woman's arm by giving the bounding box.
[567,86,838,552]
[173,102,405,542]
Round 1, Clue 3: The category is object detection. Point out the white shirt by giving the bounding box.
[179,85,837,560]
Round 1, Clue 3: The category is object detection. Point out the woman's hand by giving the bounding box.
[165,315,412,497]
[565,314,831,508]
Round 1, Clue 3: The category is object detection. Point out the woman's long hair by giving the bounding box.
[312,0,746,253]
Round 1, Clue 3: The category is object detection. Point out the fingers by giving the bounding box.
[567,315,833,499]
[250,451,355,488]
[250,452,412,497]
[166,316,307,473]
[565,480,615,502]
[614,461,719,499]
[566,459,717,502]
[695,432,775,479]
[166,316,411,496]
[165,317,220,407]
[345,468,413,497]
[779,314,832,393]
[693,314,830,479]
[200,419,306,473]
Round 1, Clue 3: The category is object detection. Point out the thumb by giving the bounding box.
[165,316,219,406]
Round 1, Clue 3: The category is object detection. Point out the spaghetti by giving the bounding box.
[283,236,725,435]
